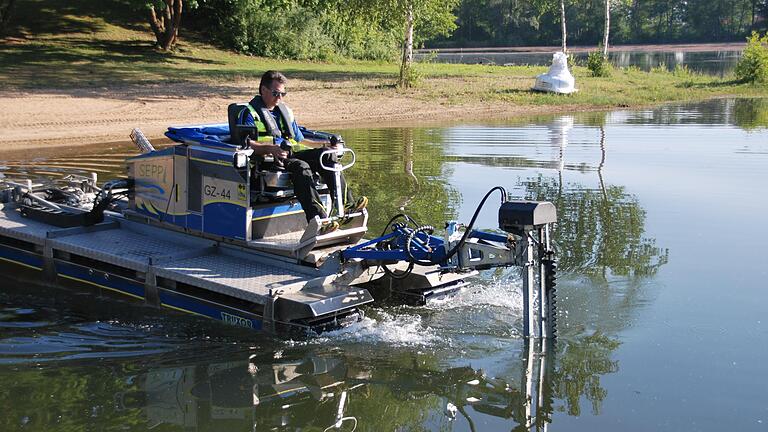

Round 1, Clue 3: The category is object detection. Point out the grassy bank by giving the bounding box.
[1,0,767,110]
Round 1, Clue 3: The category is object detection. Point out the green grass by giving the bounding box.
[1,0,767,110]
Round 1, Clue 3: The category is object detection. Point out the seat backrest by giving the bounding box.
[227,103,257,148]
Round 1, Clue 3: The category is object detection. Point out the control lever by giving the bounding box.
[320,135,356,217]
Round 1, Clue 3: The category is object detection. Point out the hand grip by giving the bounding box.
[320,148,356,172]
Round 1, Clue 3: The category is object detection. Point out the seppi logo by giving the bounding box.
[137,163,168,183]
[221,312,253,328]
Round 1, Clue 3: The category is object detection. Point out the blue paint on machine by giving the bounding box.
[203,202,248,240]
[54,260,145,299]
[158,289,262,330]
[0,244,44,270]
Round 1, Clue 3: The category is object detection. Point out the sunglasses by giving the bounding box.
[270,89,287,98]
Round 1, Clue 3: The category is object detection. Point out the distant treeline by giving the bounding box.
[438,0,768,48]
[189,0,768,57]
[2,0,767,59]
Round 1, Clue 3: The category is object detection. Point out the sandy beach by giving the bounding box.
[0,78,581,152]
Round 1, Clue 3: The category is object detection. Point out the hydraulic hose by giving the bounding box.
[396,186,507,267]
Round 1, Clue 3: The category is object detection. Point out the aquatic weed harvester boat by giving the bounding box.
[0,121,558,338]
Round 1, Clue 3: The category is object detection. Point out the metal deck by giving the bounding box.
[0,204,328,305]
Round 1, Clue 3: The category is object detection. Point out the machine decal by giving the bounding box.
[221,312,254,328]
[202,176,247,207]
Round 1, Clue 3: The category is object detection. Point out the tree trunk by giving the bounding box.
[751,0,757,31]
[148,0,184,51]
[0,0,16,34]
[603,0,610,58]
[399,3,415,88]
[560,0,567,53]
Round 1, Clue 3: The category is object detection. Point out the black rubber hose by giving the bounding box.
[400,186,507,266]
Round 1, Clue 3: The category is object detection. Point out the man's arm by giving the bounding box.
[291,121,336,148]
[242,111,287,159]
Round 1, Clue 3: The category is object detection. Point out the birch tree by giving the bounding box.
[603,0,610,58]
[560,0,567,53]
[346,0,457,87]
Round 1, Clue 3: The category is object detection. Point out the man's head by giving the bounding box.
[259,70,288,109]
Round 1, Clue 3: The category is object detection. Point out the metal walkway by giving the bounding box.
[0,204,325,305]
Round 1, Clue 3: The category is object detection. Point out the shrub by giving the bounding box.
[398,62,423,88]
[587,51,612,77]
[735,32,768,84]
[194,0,399,61]
[650,62,668,74]
[672,64,694,78]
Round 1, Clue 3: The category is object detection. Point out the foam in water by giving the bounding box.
[302,310,441,347]
[424,276,524,313]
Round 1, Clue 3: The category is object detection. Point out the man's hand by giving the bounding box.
[249,139,288,159]
[267,144,288,159]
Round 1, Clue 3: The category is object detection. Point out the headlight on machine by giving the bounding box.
[234,152,248,169]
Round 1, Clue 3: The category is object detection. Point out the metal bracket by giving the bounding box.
[262,288,284,334]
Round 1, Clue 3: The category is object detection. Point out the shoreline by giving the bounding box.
[417,42,747,54]
[0,80,601,153]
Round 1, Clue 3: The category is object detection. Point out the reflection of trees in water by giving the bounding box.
[341,127,461,233]
[0,365,145,430]
[523,175,668,279]
[733,98,768,130]
[621,97,768,130]
[551,334,620,417]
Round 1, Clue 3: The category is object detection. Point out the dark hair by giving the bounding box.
[259,70,287,90]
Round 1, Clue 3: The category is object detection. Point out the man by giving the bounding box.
[236,70,366,233]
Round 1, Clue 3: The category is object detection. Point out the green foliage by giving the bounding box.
[438,0,766,48]
[650,62,668,74]
[735,32,768,84]
[398,62,422,88]
[672,63,695,78]
[587,50,612,77]
[196,0,460,63]
[195,0,402,61]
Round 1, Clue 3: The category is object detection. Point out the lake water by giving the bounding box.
[1,98,767,431]
[417,48,743,76]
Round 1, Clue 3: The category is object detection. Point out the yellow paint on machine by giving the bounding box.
[252,209,304,221]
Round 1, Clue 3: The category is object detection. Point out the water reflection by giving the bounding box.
[417,48,743,76]
[1,97,767,431]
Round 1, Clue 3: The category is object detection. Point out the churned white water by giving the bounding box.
[308,311,441,347]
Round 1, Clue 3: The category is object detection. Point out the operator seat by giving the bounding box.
[227,102,296,202]
[227,103,330,203]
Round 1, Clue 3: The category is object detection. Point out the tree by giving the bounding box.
[560,0,568,52]
[345,0,457,87]
[129,0,199,51]
[400,1,415,87]
[603,0,610,57]
[0,0,15,34]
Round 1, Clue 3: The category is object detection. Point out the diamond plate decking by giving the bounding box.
[0,206,56,243]
[0,207,323,305]
[156,252,314,303]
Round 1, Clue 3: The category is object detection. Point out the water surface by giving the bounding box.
[0,98,767,431]
[417,48,743,76]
